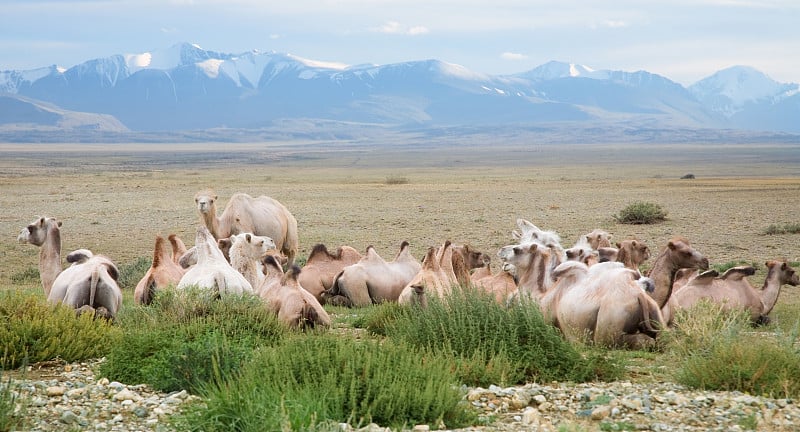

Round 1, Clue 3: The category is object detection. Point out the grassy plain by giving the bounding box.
[2,141,800,329]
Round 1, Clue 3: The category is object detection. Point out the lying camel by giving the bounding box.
[452,244,490,282]
[17,216,64,297]
[49,251,123,320]
[398,240,461,307]
[645,237,709,325]
[470,257,518,304]
[497,242,556,299]
[177,226,253,297]
[227,232,277,289]
[672,260,799,324]
[323,241,421,307]
[578,229,613,250]
[134,235,187,305]
[169,234,188,266]
[298,244,362,301]
[258,257,331,329]
[615,239,651,271]
[194,189,299,267]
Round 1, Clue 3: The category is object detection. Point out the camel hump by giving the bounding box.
[422,247,439,270]
[399,240,410,250]
[693,269,720,283]
[720,266,756,280]
[308,243,330,261]
[152,236,168,267]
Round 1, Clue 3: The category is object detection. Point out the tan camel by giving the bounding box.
[398,240,460,307]
[579,229,613,250]
[673,260,799,324]
[298,244,363,301]
[322,241,421,307]
[540,261,664,349]
[258,258,331,329]
[452,244,490,281]
[645,237,709,324]
[168,234,188,266]
[48,251,123,320]
[194,189,299,267]
[615,239,651,271]
[177,226,253,297]
[497,242,556,299]
[470,258,518,304]
[18,216,63,297]
[134,235,187,305]
[564,242,599,266]
[227,232,277,289]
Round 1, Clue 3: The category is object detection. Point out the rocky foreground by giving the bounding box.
[3,359,799,432]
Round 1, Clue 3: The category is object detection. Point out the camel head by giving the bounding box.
[515,218,561,246]
[767,260,800,286]
[666,237,709,271]
[18,216,61,246]
[580,229,613,250]
[231,233,277,258]
[616,239,651,268]
[452,244,490,270]
[194,190,218,215]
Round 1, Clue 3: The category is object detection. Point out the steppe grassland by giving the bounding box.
[2,142,800,328]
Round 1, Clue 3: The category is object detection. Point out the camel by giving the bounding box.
[564,242,599,266]
[470,257,518,304]
[672,260,799,324]
[398,240,461,307]
[298,244,363,301]
[645,237,709,325]
[539,261,664,349]
[615,239,651,271]
[48,251,123,320]
[169,234,188,266]
[452,244,490,279]
[176,226,253,297]
[258,257,331,329]
[322,241,421,307]
[194,189,299,267]
[17,216,63,297]
[497,242,556,299]
[578,229,613,250]
[134,235,188,305]
[227,232,277,289]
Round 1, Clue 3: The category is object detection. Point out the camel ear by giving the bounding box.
[245,233,252,242]
[616,242,622,248]
[38,217,46,226]
[219,238,231,249]
[781,262,788,271]
[667,241,676,250]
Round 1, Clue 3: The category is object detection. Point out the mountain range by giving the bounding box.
[1,42,798,140]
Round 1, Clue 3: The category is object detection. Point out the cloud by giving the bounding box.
[371,21,429,35]
[407,26,429,35]
[501,52,527,61]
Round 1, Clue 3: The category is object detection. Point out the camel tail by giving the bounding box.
[90,268,100,308]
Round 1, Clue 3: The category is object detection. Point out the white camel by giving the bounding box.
[48,251,123,320]
[227,232,277,289]
[18,216,63,297]
[177,226,253,297]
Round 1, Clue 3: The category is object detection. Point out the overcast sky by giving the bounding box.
[2,0,798,86]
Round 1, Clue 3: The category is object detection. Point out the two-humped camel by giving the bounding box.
[134,234,189,305]
[177,226,253,297]
[323,241,421,307]
[470,256,517,305]
[258,255,331,329]
[397,240,462,307]
[645,237,709,325]
[672,260,799,325]
[298,244,363,301]
[18,216,64,297]
[226,232,277,289]
[194,190,299,267]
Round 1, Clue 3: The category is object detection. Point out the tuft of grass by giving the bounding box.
[384,175,410,185]
[176,334,475,432]
[0,377,27,432]
[763,223,800,235]
[0,291,120,370]
[116,256,151,290]
[97,288,287,394]
[613,201,667,225]
[9,267,39,285]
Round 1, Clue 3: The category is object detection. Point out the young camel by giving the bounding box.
[397,240,461,307]
[227,233,277,289]
[194,189,299,267]
[258,256,331,329]
[298,244,363,301]
[673,260,799,325]
[134,235,187,305]
[49,251,123,320]
[177,226,253,297]
[470,257,518,305]
[645,237,709,325]
[18,216,63,297]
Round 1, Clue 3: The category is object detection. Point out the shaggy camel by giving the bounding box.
[134,235,187,305]
[227,233,277,289]
[539,261,664,349]
[48,251,123,320]
[578,229,613,250]
[322,241,421,307]
[615,239,651,271]
[298,244,363,300]
[169,234,188,266]
[398,240,461,307]
[194,189,299,266]
[177,226,253,297]
[673,260,799,324]
[258,257,331,329]
[470,258,518,304]
[18,216,63,297]
[452,244,490,281]
[645,237,709,324]
[497,242,556,299]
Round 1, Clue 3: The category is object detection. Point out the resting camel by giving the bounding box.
[18,216,64,297]
[48,251,123,320]
[673,260,799,325]
[322,241,421,307]
[539,261,664,349]
[177,226,253,297]
[615,239,651,271]
[578,229,613,250]
[645,237,709,325]
[134,235,188,305]
[497,242,556,299]
[258,257,331,329]
[227,233,277,289]
[194,189,299,267]
[298,244,363,301]
[470,257,518,304]
[398,240,461,307]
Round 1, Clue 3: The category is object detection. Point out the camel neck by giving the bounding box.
[39,227,62,295]
[647,249,675,308]
[760,266,782,316]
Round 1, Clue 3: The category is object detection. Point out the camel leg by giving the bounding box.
[339,281,373,307]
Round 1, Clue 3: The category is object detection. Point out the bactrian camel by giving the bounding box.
[645,237,709,325]
[673,260,799,325]
[177,226,253,297]
[194,189,299,267]
[134,234,188,305]
[226,232,277,290]
[258,256,331,329]
[397,240,461,307]
[18,216,63,297]
[49,250,123,320]
[298,244,363,301]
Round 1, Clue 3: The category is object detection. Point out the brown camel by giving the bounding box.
[168,234,188,266]
[258,258,331,329]
[579,229,613,250]
[134,235,187,305]
[398,240,461,307]
[49,251,123,320]
[322,241,421,307]
[194,189,299,267]
[615,239,651,271]
[470,257,518,304]
[645,237,709,325]
[673,260,799,324]
[18,216,63,297]
[298,244,363,301]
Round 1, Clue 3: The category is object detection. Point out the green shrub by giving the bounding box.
[763,223,800,235]
[613,201,667,224]
[177,334,474,431]
[9,267,39,285]
[97,289,287,393]
[0,377,26,432]
[0,291,120,369]
[116,256,151,290]
[384,175,410,185]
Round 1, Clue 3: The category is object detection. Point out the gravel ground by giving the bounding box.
[4,359,799,432]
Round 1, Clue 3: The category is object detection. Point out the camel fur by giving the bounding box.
[18,216,63,297]
[194,189,299,267]
[177,226,253,297]
[298,244,363,301]
[398,240,461,307]
[645,237,709,325]
[615,239,651,271]
[134,235,187,305]
[48,251,122,320]
[258,260,331,329]
[470,257,518,304]
[227,232,277,289]
[673,260,799,324]
[578,229,613,250]
[323,241,421,307]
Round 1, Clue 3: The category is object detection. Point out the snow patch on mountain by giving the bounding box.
[519,61,610,80]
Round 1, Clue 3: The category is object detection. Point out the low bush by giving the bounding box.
[763,223,800,235]
[613,201,667,224]
[384,175,410,185]
[116,256,151,290]
[9,267,39,285]
[0,377,26,432]
[0,291,120,369]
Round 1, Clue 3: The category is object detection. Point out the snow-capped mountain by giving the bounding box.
[1,43,798,134]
